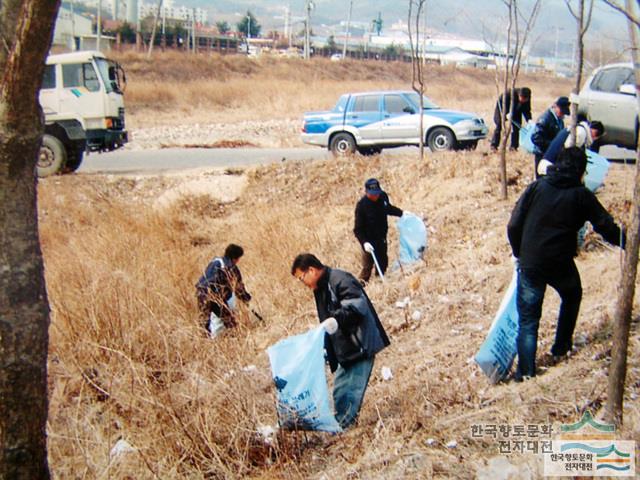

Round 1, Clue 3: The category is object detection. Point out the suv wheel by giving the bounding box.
[330,133,356,157]
[427,127,455,152]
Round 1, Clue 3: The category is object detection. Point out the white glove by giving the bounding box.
[363,242,374,253]
[511,255,519,268]
[537,159,553,176]
[321,317,339,335]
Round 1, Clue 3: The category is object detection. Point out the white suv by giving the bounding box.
[578,62,637,150]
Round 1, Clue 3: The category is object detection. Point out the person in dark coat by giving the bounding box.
[196,243,252,332]
[490,87,532,151]
[507,147,625,381]
[531,96,570,177]
[354,178,403,283]
[291,253,390,428]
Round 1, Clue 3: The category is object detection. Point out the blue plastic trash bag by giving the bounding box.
[584,149,610,193]
[396,213,428,265]
[267,325,342,433]
[475,268,519,383]
[519,122,537,154]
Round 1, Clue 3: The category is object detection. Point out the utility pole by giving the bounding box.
[192,8,196,53]
[70,0,76,50]
[304,0,313,60]
[342,0,353,58]
[147,0,163,58]
[97,0,102,51]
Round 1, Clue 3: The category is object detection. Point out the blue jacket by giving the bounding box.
[531,108,564,155]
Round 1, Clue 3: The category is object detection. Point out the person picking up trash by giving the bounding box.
[531,96,570,177]
[537,119,605,176]
[507,147,625,382]
[354,178,403,283]
[196,243,252,334]
[291,253,390,429]
[490,86,532,151]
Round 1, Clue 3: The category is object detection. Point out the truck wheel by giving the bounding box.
[427,127,455,152]
[38,134,66,177]
[330,133,356,157]
[63,150,84,173]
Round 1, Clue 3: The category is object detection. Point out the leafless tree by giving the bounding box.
[0,0,61,477]
[408,0,428,160]
[602,0,640,427]
[565,0,595,146]
[494,0,541,199]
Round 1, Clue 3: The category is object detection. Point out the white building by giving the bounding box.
[52,5,114,51]
[139,1,207,24]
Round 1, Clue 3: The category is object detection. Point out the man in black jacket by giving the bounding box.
[196,244,252,332]
[490,87,532,151]
[291,253,390,428]
[507,147,624,381]
[354,178,403,283]
[531,96,570,177]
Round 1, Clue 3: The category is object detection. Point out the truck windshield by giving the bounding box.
[95,58,119,94]
[406,92,439,110]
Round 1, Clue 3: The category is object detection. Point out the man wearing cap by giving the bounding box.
[354,178,403,283]
[507,147,625,381]
[490,87,532,151]
[531,96,571,177]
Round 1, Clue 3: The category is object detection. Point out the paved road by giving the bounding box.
[77,145,636,176]
[77,147,332,175]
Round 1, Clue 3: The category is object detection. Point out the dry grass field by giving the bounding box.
[38,52,639,478]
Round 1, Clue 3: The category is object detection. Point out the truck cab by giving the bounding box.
[38,51,128,176]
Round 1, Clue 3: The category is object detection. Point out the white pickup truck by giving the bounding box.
[301,90,488,156]
[38,51,128,176]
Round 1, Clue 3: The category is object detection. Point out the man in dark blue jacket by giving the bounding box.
[531,96,570,177]
[490,87,532,151]
[291,253,390,428]
[507,147,624,381]
[196,244,252,332]
[354,178,403,283]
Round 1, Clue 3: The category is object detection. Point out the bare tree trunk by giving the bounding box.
[0,0,60,477]
[408,0,427,161]
[498,2,513,200]
[566,0,594,146]
[605,0,640,427]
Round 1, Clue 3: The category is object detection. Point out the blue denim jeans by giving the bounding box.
[516,263,582,378]
[333,356,374,429]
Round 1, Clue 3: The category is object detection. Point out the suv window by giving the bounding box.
[62,63,101,92]
[384,95,412,114]
[42,65,56,89]
[592,67,634,93]
[352,95,380,112]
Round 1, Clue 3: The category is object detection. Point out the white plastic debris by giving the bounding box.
[425,438,436,446]
[110,439,135,458]
[381,366,393,381]
[257,424,278,445]
[445,440,458,449]
[395,296,411,308]
[242,365,258,373]
[411,310,422,321]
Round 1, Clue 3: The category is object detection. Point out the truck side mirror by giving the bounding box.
[619,83,636,96]
[403,106,416,114]
[108,66,117,81]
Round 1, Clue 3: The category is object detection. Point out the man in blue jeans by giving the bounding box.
[291,253,390,428]
[507,147,624,381]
